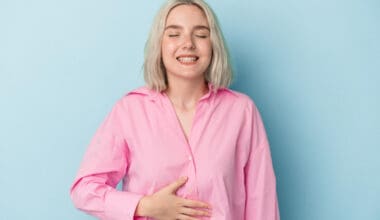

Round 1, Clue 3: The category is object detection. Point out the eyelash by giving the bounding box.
[167,34,208,38]
[196,35,208,38]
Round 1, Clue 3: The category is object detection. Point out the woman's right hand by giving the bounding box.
[135,176,212,220]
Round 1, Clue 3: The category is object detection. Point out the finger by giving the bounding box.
[182,199,212,209]
[164,176,188,193]
[176,213,199,220]
[179,207,212,217]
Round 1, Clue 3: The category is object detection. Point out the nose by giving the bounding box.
[182,34,195,50]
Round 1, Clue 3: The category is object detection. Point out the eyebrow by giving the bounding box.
[164,25,210,31]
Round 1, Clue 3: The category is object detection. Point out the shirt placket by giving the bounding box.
[162,93,209,199]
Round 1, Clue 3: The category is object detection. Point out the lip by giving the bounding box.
[176,55,199,59]
[176,55,199,65]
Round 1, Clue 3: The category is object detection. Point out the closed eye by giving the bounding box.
[168,34,180,37]
[196,35,208,38]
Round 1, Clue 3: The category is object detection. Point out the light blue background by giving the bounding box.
[1,0,379,219]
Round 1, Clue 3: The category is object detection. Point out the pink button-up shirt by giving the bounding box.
[70,83,280,220]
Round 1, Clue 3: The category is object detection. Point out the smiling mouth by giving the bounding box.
[176,56,199,64]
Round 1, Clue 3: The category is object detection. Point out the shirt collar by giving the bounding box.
[127,82,236,102]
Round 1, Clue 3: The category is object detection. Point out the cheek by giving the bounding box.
[204,49,213,65]
[162,41,176,56]
[161,42,177,70]
[201,41,212,58]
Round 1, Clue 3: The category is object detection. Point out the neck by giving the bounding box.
[164,77,209,110]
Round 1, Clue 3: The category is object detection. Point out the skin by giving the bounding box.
[135,5,213,220]
[135,177,212,219]
[162,4,212,141]
[161,4,212,86]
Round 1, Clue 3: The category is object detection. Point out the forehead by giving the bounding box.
[165,4,209,27]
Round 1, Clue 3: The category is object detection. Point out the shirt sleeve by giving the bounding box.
[70,100,144,220]
[244,100,280,220]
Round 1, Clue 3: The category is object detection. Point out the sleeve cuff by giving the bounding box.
[105,190,145,220]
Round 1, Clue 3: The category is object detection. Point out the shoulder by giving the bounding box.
[117,85,158,104]
[124,85,153,98]
[103,86,156,114]
[217,87,256,108]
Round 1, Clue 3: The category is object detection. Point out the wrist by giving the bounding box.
[135,195,153,217]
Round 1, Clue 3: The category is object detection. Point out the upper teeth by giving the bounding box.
[178,57,197,62]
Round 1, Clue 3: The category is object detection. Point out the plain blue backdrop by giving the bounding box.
[1,0,379,219]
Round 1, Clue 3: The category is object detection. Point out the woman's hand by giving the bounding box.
[135,176,212,220]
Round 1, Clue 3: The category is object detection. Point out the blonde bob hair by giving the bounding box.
[143,0,233,92]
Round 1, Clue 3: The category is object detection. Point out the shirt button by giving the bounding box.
[188,156,193,161]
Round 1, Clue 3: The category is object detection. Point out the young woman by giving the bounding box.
[70,0,280,219]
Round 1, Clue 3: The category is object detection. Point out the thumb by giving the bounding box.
[166,176,188,194]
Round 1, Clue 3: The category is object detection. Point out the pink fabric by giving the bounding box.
[70,83,280,220]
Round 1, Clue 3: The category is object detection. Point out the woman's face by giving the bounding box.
[161,5,212,83]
